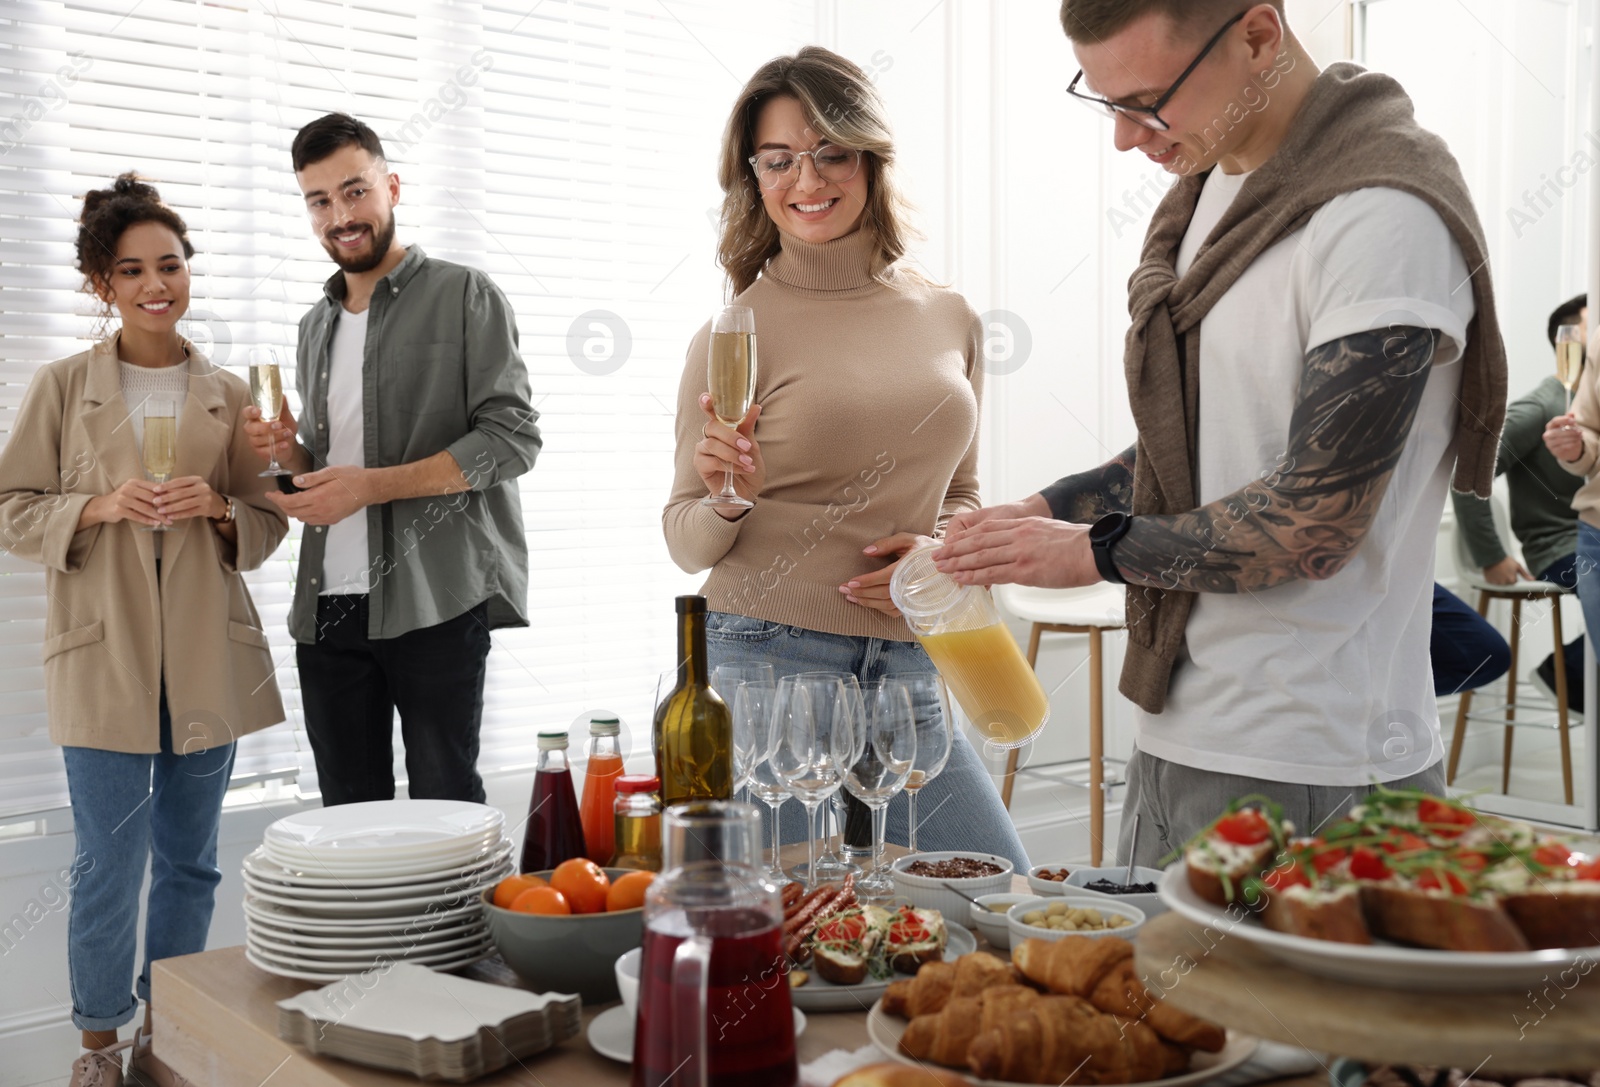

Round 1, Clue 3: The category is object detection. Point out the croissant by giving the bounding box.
[1012,937,1226,1053]
[899,985,1041,1068]
[965,996,1188,1084]
[881,952,1018,1019]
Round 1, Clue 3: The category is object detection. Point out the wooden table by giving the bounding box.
[1137,912,1600,1075]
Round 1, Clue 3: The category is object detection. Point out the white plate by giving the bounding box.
[243,840,513,889]
[587,1003,807,1064]
[789,921,977,1012]
[865,997,1258,1087]
[245,940,492,981]
[245,918,485,950]
[247,932,494,972]
[256,841,511,882]
[243,895,483,932]
[264,800,503,856]
[242,858,511,903]
[247,924,489,960]
[1158,862,1600,992]
[262,830,505,870]
[242,884,486,918]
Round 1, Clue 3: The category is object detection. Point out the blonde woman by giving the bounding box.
[0,174,287,1086]
[663,47,1028,870]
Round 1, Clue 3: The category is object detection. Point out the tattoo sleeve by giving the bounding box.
[1039,445,1137,523]
[1113,326,1438,593]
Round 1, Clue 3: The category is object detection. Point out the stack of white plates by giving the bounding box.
[243,800,513,981]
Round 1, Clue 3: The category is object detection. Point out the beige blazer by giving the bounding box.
[0,336,289,753]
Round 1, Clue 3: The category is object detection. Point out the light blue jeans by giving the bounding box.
[706,612,1030,871]
[1576,522,1600,690]
[61,686,235,1030]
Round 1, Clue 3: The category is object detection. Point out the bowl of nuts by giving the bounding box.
[1027,864,1074,896]
[1005,895,1144,944]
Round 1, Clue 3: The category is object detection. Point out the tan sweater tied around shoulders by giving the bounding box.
[663,227,983,642]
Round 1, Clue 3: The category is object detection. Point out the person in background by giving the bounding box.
[1453,294,1586,714]
[1430,583,1510,699]
[934,0,1507,866]
[241,114,542,805]
[662,47,1028,870]
[0,174,287,1087]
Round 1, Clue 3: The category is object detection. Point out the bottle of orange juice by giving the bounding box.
[889,546,1049,749]
[580,715,625,865]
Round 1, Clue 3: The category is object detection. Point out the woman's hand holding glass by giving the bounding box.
[151,477,225,521]
[844,680,916,899]
[81,478,167,529]
[693,395,765,515]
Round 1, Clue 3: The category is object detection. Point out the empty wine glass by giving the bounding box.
[735,682,792,883]
[845,680,916,900]
[712,662,774,796]
[770,674,848,890]
[886,672,954,854]
[792,672,863,884]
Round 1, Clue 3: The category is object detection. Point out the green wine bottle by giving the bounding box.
[654,596,734,805]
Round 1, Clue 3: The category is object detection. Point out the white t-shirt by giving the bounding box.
[1131,172,1476,786]
[320,306,370,595]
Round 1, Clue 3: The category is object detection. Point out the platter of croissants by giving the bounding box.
[863,936,1252,1086]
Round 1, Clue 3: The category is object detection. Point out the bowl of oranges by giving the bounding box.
[483,858,654,1003]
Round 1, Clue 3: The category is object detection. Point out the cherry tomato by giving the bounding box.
[1213,809,1273,846]
[1533,841,1573,869]
[1417,798,1476,838]
[1380,831,1429,856]
[1455,851,1489,874]
[1415,869,1468,895]
[1310,845,1348,876]
[1263,861,1310,890]
[816,916,866,943]
[1350,847,1391,881]
[1572,857,1600,881]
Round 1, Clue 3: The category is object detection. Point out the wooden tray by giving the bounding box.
[1135,912,1600,1074]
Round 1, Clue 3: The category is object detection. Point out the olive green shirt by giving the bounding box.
[288,245,541,643]
[1451,376,1578,580]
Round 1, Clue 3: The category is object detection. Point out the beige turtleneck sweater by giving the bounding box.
[663,228,983,642]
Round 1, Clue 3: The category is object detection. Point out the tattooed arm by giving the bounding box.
[1039,445,1137,523]
[1111,326,1438,592]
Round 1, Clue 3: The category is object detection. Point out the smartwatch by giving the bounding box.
[1089,512,1132,585]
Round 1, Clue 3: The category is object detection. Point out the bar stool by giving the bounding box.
[993,582,1127,865]
[1445,496,1574,804]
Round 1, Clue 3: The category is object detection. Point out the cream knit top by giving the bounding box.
[663,228,983,642]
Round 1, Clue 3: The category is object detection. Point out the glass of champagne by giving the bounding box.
[140,398,177,533]
[1556,323,1584,412]
[845,680,916,901]
[250,346,292,478]
[886,672,954,855]
[701,305,756,510]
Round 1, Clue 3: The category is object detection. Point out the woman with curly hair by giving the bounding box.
[0,174,287,1086]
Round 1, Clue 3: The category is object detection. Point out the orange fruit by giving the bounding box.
[492,874,549,909]
[510,886,572,915]
[550,857,610,914]
[605,870,654,912]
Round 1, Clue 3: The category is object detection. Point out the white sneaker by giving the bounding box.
[69,1041,131,1087]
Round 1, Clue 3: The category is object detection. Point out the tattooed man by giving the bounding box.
[936,1,1507,865]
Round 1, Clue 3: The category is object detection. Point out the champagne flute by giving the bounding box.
[139,398,177,533]
[1556,323,1584,413]
[845,680,916,901]
[886,672,954,855]
[735,682,793,884]
[770,674,846,890]
[701,305,757,510]
[250,346,292,478]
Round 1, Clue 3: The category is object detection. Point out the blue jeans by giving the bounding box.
[1535,553,1586,682]
[1430,583,1510,696]
[62,687,236,1030]
[705,612,1030,871]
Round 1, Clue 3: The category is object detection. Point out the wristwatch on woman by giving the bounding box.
[213,496,236,524]
[1088,512,1132,585]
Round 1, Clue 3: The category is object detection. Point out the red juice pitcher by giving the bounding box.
[631,801,796,1087]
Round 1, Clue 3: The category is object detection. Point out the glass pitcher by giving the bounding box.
[631,801,796,1087]
[889,544,1050,750]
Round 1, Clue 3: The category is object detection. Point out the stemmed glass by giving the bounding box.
[249,347,292,477]
[795,672,863,884]
[770,674,848,890]
[845,681,916,900]
[712,662,774,797]
[702,305,757,510]
[139,398,177,533]
[735,682,792,883]
[887,672,954,854]
[1556,323,1584,412]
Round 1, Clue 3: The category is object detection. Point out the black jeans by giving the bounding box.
[298,595,492,805]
